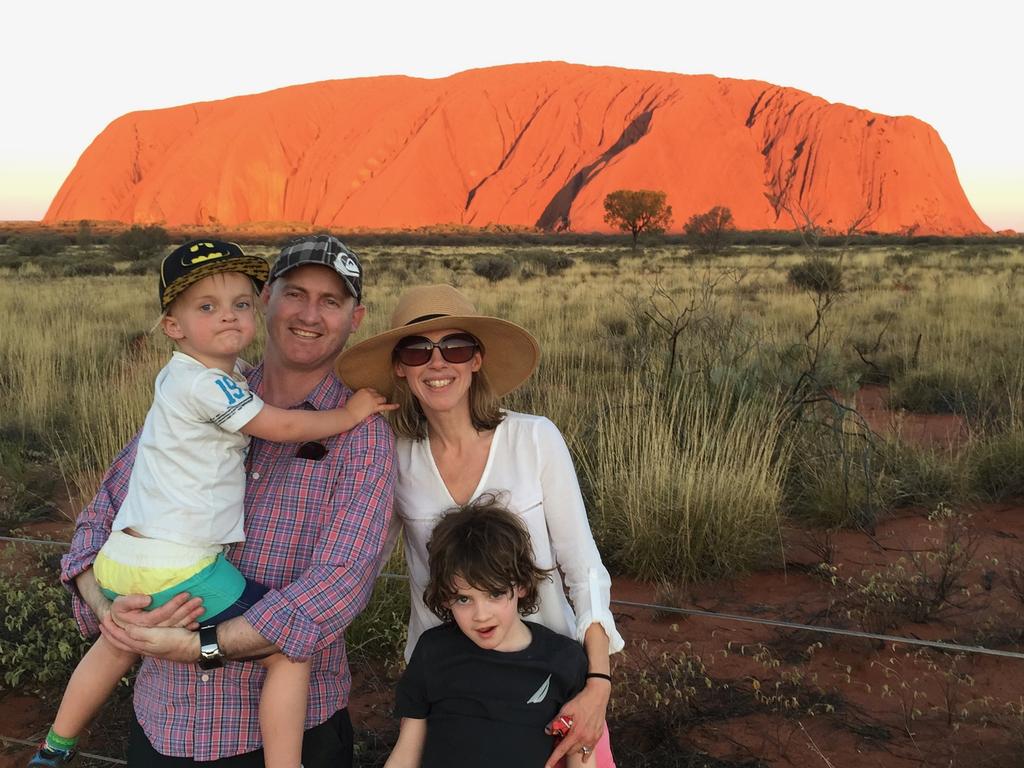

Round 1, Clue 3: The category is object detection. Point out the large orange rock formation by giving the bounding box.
[45,62,989,235]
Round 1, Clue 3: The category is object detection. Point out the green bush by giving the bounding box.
[880,441,962,508]
[62,261,117,277]
[965,429,1024,501]
[111,225,169,261]
[518,262,541,281]
[889,371,976,415]
[125,258,160,276]
[954,245,1006,261]
[471,255,515,283]
[884,250,922,269]
[0,252,24,270]
[0,556,92,690]
[581,249,623,268]
[519,248,574,276]
[783,416,894,529]
[0,439,58,533]
[75,221,94,247]
[8,233,68,259]
[787,257,843,293]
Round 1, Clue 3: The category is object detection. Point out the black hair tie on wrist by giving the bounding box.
[586,672,612,683]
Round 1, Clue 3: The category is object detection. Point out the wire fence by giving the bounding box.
[2,532,1023,764]
[4,534,1024,662]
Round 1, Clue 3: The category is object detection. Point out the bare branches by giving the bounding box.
[629,269,736,384]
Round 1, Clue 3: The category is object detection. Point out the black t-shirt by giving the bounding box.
[394,621,588,768]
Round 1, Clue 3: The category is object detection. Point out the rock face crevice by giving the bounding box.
[536,109,654,231]
[44,62,990,235]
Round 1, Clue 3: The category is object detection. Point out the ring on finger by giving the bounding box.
[580,745,592,755]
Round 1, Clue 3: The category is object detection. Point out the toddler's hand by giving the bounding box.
[346,387,399,421]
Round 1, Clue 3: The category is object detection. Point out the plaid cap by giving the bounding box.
[269,234,363,303]
[159,240,269,310]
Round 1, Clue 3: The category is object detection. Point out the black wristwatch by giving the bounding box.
[197,624,225,670]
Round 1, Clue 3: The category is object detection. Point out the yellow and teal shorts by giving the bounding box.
[94,531,267,624]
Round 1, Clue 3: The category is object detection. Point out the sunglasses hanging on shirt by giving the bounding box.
[295,441,328,461]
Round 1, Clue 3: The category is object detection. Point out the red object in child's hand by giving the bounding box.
[551,715,574,737]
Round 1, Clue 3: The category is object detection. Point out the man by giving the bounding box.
[60,234,396,767]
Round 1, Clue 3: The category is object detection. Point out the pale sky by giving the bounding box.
[3,1,1021,231]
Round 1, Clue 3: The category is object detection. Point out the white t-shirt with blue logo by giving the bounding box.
[112,351,264,547]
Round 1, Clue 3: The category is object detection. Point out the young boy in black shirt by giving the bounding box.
[385,498,588,768]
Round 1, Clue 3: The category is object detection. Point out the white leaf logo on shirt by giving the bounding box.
[526,674,551,704]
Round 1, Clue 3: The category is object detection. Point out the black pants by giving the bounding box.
[127,707,353,767]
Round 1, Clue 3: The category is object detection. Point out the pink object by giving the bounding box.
[553,727,616,768]
[593,729,616,767]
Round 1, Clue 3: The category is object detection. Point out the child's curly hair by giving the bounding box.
[423,494,552,623]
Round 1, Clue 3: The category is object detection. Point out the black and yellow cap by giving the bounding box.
[159,240,270,310]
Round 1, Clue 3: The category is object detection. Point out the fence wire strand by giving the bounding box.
[4,534,1022,660]
[3,533,1023,762]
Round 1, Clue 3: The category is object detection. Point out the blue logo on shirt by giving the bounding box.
[215,376,246,405]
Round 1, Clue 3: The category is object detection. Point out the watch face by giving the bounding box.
[198,625,224,669]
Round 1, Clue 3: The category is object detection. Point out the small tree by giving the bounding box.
[75,220,94,247]
[111,225,169,261]
[603,190,673,251]
[684,206,735,254]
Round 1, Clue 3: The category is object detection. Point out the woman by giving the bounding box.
[338,285,623,767]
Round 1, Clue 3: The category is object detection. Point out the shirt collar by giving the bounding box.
[248,362,347,411]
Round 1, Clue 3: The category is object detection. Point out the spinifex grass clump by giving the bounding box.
[783,408,894,530]
[965,427,1024,501]
[346,558,411,668]
[959,371,1024,500]
[0,438,59,532]
[879,439,964,509]
[889,370,979,415]
[582,372,787,582]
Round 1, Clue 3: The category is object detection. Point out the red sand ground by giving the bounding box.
[2,387,1022,767]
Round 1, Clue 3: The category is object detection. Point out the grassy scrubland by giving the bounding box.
[2,242,1024,567]
[3,238,1024,764]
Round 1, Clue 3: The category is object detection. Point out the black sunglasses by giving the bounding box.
[394,333,480,367]
[296,441,328,461]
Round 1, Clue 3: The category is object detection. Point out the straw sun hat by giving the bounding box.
[336,284,539,397]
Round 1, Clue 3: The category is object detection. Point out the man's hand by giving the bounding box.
[109,592,205,629]
[100,621,201,663]
[100,592,204,654]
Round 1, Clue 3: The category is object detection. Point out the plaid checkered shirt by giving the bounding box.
[61,365,396,760]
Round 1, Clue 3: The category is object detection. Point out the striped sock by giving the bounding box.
[44,728,78,754]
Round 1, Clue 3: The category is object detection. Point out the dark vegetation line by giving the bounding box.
[2,224,1020,249]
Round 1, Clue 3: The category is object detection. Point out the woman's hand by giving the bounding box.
[544,677,611,767]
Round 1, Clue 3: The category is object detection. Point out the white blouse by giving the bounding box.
[394,410,624,661]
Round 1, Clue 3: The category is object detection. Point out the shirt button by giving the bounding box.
[201,674,210,682]
[251,472,260,480]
